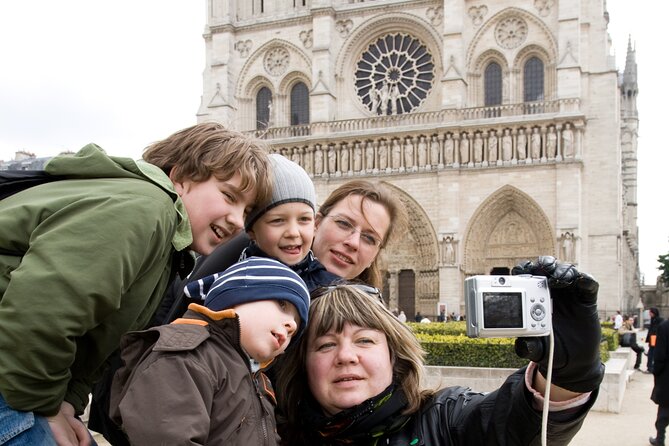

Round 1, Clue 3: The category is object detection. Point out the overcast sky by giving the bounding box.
[0,1,665,284]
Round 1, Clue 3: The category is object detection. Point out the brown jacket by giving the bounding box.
[110,305,279,445]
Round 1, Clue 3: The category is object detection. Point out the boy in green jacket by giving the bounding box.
[0,122,271,446]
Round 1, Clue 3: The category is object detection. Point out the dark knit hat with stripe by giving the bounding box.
[190,257,310,337]
[244,154,316,231]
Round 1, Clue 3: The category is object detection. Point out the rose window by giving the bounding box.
[355,33,435,115]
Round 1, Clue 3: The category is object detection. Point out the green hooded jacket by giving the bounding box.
[0,144,192,415]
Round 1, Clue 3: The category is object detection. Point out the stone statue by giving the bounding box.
[516,129,527,160]
[314,145,323,175]
[459,133,470,164]
[430,134,440,166]
[562,125,574,158]
[546,127,557,159]
[488,131,498,163]
[369,86,380,114]
[353,141,363,171]
[441,236,456,265]
[379,82,390,115]
[327,145,337,173]
[502,129,512,161]
[379,139,388,170]
[561,232,575,262]
[444,134,454,165]
[418,135,428,167]
[291,147,301,165]
[473,133,483,163]
[340,143,349,172]
[389,84,400,115]
[530,128,541,160]
[404,136,414,169]
[365,140,375,171]
[391,138,401,169]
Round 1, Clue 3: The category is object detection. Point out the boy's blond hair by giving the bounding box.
[143,122,272,205]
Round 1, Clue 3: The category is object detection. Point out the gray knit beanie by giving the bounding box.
[245,154,316,230]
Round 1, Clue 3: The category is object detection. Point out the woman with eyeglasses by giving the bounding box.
[311,180,407,288]
[276,274,603,446]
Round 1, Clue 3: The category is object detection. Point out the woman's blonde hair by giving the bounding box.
[317,180,408,287]
[143,122,272,205]
[275,285,432,433]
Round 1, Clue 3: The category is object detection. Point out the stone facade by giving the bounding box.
[198,0,640,320]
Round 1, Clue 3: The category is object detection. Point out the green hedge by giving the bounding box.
[407,322,614,367]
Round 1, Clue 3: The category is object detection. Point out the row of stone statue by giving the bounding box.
[274,124,577,176]
[437,231,576,267]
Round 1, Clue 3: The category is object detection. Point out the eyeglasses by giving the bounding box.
[324,215,382,248]
[312,283,384,304]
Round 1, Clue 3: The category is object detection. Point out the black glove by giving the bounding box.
[512,256,604,393]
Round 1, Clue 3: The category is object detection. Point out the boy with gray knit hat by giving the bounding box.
[186,153,340,296]
[111,257,309,445]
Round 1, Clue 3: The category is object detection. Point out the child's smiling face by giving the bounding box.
[248,202,315,266]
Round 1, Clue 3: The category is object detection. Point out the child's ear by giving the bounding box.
[168,167,186,195]
[247,227,257,240]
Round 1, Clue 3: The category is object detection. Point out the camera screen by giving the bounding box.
[482,292,523,328]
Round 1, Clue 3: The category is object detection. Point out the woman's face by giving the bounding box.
[306,322,393,416]
[312,194,390,280]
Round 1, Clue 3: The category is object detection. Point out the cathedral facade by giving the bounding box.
[197,0,640,320]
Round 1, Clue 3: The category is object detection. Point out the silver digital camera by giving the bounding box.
[464,275,551,338]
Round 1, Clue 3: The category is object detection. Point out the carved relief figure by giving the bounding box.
[441,236,456,265]
[473,133,483,163]
[353,142,363,172]
[459,133,470,164]
[430,134,440,166]
[516,129,527,160]
[488,131,498,163]
[501,129,512,161]
[418,135,428,167]
[291,147,301,165]
[444,134,454,165]
[404,136,414,169]
[530,127,542,159]
[560,232,575,262]
[562,125,574,158]
[546,127,557,159]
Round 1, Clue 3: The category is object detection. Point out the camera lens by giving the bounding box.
[498,277,506,285]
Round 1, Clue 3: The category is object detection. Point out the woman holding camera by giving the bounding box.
[275,257,604,445]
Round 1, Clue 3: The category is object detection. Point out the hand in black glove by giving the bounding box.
[513,255,604,393]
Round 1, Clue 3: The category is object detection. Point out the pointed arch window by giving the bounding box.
[484,62,502,106]
[256,87,272,130]
[290,82,309,126]
[523,56,544,102]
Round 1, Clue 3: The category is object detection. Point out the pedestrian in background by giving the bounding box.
[650,317,669,445]
[648,308,664,373]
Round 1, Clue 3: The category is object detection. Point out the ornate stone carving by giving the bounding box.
[534,0,554,17]
[234,39,253,58]
[441,235,457,265]
[299,29,313,49]
[468,5,488,26]
[559,231,575,262]
[495,16,528,49]
[264,46,290,76]
[426,6,443,26]
[335,19,353,37]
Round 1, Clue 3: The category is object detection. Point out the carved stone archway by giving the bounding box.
[463,185,556,275]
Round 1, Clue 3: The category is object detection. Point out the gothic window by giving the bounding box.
[523,56,544,102]
[256,87,272,130]
[290,82,309,126]
[355,33,435,115]
[484,62,502,106]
